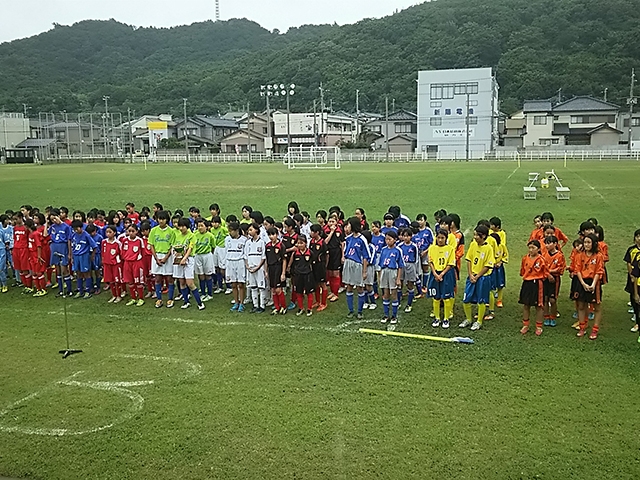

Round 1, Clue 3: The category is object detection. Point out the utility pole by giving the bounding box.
[385,96,389,162]
[319,83,325,113]
[355,89,360,145]
[103,95,110,156]
[603,88,608,103]
[628,68,637,151]
[557,88,562,104]
[465,91,471,162]
[246,101,252,162]
[313,99,318,147]
[127,107,133,161]
[183,98,189,162]
[392,98,395,113]
[265,93,271,156]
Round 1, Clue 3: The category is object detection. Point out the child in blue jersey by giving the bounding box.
[71,220,97,299]
[380,213,398,237]
[86,224,104,295]
[342,217,371,319]
[398,228,420,313]
[370,221,386,299]
[415,214,435,290]
[361,230,377,310]
[377,230,405,324]
[46,209,74,296]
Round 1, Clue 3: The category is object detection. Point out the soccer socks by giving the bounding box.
[463,303,473,321]
[357,292,366,313]
[95,274,102,291]
[190,286,202,305]
[167,283,175,300]
[346,292,354,313]
[307,294,313,310]
[111,282,120,298]
[76,277,83,293]
[444,298,454,319]
[155,283,163,301]
[489,293,495,311]
[181,287,190,304]
[383,299,390,317]
[64,276,73,294]
[433,299,441,320]
[297,292,305,311]
[497,288,504,303]
[251,288,261,308]
[477,303,486,325]
[314,289,321,305]
[199,279,206,295]
[206,278,213,296]
[368,291,376,305]
[407,289,415,307]
[279,291,287,310]
[391,301,399,317]
[397,289,402,303]
[321,286,328,306]
[57,275,63,293]
[129,285,138,300]
[329,276,341,296]
[86,277,94,293]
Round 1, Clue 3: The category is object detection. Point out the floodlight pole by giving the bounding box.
[183,98,189,162]
[286,92,291,152]
[385,96,389,162]
[465,91,471,162]
[246,102,252,162]
[103,95,110,157]
[628,68,636,151]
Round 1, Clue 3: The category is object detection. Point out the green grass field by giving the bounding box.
[1,160,640,479]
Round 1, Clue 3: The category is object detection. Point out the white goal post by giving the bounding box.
[283,146,341,169]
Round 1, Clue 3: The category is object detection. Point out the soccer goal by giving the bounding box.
[283,146,341,169]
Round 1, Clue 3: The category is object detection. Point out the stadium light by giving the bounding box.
[261,81,295,152]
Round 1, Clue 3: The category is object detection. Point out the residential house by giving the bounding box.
[0,113,29,150]
[618,112,640,149]
[175,115,238,151]
[272,111,357,153]
[219,113,270,153]
[522,96,622,147]
[363,110,417,153]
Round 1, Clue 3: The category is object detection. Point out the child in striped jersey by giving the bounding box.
[377,230,404,324]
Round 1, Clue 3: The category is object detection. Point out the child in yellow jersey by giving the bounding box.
[476,219,498,320]
[490,217,508,308]
[460,225,494,331]
[427,230,456,329]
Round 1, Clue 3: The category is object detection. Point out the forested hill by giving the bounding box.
[1,0,638,116]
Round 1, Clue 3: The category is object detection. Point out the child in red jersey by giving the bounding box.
[126,202,140,224]
[102,225,123,303]
[27,220,47,297]
[140,221,154,298]
[325,215,344,301]
[288,235,315,317]
[265,227,287,314]
[519,240,549,336]
[310,224,328,311]
[33,212,53,288]
[571,233,605,339]
[12,212,31,292]
[121,224,146,306]
[281,218,299,310]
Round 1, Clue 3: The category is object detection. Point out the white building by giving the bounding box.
[417,67,499,158]
[272,112,356,152]
[0,113,30,150]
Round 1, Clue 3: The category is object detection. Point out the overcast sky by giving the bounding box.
[0,0,423,44]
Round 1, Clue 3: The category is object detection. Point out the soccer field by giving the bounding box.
[1,160,640,479]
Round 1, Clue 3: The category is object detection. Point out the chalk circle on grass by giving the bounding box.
[0,354,202,436]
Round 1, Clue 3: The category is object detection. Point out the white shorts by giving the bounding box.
[172,257,195,279]
[379,269,399,290]
[343,259,364,287]
[151,252,174,276]
[225,259,246,284]
[247,267,267,289]
[213,247,226,270]
[194,252,214,276]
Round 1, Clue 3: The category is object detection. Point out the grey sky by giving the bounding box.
[0,0,422,44]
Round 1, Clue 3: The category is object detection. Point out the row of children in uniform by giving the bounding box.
[0,204,631,340]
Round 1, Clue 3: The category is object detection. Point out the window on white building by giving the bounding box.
[430,117,442,126]
[534,116,548,125]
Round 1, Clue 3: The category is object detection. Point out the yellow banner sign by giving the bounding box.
[147,121,167,130]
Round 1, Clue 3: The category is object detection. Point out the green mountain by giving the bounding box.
[1,0,638,116]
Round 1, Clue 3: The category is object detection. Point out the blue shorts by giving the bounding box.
[427,269,456,300]
[50,243,69,266]
[92,254,102,271]
[73,253,91,273]
[463,275,492,304]
[494,264,506,289]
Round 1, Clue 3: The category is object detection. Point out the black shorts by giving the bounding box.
[327,248,342,271]
[312,263,326,284]
[268,264,285,289]
[518,279,544,307]
[571,277,602,304]
[294,273,315,294]
[543,275,561,300]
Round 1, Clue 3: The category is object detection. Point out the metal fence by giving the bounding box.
[28,149,640,165]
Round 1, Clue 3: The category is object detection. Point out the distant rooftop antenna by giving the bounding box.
[215,0,220,21]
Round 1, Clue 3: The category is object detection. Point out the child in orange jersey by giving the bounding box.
[542,236,566,327]
[519,240,549,336]
[571,233,605,339]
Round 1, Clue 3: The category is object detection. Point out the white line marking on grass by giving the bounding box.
[569,169,606,201]
[114,353,202,378]
[463,165,520,236]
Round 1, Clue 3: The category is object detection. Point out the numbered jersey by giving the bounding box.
[121,237,144,262]
[102,239,122,265]
[428,243,456,272]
